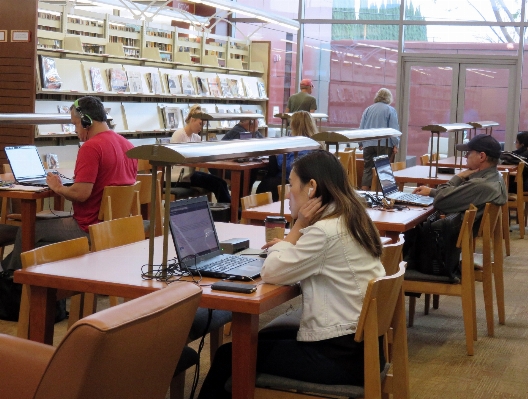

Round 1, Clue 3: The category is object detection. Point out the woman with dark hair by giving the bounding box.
[502,131,528,192]
[198,150,385,399]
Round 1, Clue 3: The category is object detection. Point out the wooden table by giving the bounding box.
[0,172,64,252]
[193,159,268,223]
[14,223,298,399]
[392,165,456,187]
[241,199,434,242]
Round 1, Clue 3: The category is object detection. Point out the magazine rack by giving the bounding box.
[127,136,321,277]
[274,113,329,137]
[311,128,402,155]
[421,123,473,177]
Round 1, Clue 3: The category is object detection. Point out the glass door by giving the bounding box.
[400,58,517,159]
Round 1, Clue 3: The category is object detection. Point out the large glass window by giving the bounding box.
[407,0,522,23]
[404,25,519,55]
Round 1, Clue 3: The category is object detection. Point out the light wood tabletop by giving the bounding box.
[14,223,297,399]
[241,199,434,242]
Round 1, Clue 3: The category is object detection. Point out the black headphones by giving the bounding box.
[73,99,93,129]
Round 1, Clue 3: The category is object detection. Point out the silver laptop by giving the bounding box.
[168,196,263,281]
[5,146,73,187]
[373,156,434,207]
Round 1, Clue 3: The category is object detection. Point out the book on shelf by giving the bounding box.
[228,79,243,98]
[108,68,128,92]
[146,72,163,94]
[90,67,105,92]
[242,78,255,98]
[180,73,195,95]
[181,106,190,122]
[217,109,230,129]
[257,81,267,98]
[207,77,222,97]
[219,77,232,98]
[162,106,183,130]
[195,76,209,96]
[228,108,241,127]
[127,71,143,93]
[57,105,75,134]
[166,73,182,95]
[40,56,62,90]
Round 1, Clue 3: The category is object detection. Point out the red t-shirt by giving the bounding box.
[73,130,137,232]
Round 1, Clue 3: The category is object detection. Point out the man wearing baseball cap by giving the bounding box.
[285,78,317,113]
[413,133,507,227]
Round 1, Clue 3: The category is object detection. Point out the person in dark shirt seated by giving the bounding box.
[221,118,263,140]
[501,131,528,192]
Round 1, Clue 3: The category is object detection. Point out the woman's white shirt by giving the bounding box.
[261,215,385,342]
[171,128,201,143]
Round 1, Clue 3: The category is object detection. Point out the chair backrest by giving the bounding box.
[137,159,152,173]
[241,192,273,210]
[420,154,430,166]
[34,283,202,399]
[354,262,408,398]
[380,234,404,275]
[514,162,525,197]
[98,181,141,221]
[338,148,358,187]
[456,204,478,280]
[276,184,291,201]
[89,215,145,252]
[21,237,90,268]
[390,161,406,171]
[136,172,163,237]
[476,203,503,265]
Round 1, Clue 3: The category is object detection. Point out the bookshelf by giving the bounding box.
[31,1,270,141]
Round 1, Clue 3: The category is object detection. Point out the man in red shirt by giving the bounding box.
[4,96,137,272]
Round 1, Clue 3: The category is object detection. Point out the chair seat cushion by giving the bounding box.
[0,224,19,246]
[174,346,199,375]
[188,308,232,342]
[404,269,456,283]
[227,363,389,398]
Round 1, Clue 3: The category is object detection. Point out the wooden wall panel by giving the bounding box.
[0,0,38,164]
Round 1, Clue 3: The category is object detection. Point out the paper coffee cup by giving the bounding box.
[265,216,287,242]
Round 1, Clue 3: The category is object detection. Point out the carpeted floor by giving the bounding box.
[1,227,527,398]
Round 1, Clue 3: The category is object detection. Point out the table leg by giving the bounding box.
[54,195,65,211]
[231,312,259,399]
[241,170,251,197]
[20,199,37,252]
[230,170,242,223]
[29,285,57,344]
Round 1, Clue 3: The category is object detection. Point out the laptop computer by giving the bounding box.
[168,196,264,281]
[373,156,434,207]
[5,146,73,187]
[238,132,253,140]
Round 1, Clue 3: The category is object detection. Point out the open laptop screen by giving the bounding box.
[5,146,47,180]
[373,156,399,196]
[169,197,220,260]
[238,132,252,140]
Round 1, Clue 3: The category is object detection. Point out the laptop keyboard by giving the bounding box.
[391,193,433,206]
[203,256,255,272]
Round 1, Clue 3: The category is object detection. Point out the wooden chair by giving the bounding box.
[0,196,19,260]
[507,162,525,238]
[276,184,290,201]
[89,215,145,252]
[338,148,358,188]
[380,234,404,275]
[1,283,201,399]
[17,237,90,339]
[99,181,142,221]
[137,158,152,173]
[253,262,409,399]
[136,172,163,238]
[420,154,430,166]
[404,205,478,355]
[240,192,273,224]
[391,161,407,171]
[500,170,511,256]
[474,203,505,337]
